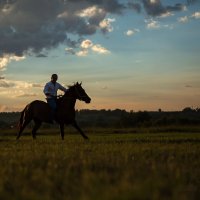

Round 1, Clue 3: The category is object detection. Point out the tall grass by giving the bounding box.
[0,131,200,200]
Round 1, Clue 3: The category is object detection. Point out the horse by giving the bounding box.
[16,82,91,140]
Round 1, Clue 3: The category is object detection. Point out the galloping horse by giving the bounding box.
[17,82,91,140]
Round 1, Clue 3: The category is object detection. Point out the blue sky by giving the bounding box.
[0,0,200,111]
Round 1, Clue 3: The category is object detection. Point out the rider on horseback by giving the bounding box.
[43,74,68,123]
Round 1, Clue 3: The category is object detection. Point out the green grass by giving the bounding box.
[0,130,200,200]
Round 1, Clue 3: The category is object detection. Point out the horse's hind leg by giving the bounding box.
[32,119,42,139]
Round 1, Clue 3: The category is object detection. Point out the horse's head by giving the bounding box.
[68,82,91,104]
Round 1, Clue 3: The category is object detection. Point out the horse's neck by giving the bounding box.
[59,93,76,109]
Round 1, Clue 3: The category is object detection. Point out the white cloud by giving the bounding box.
[146,19,160,29]
[16,93,38,98]
[150,0,157,3]
[191,11,200,19]
[0,79,42,101]
[160,11,174,18]
[178,16,189,23]
[32,83,43,88]
[76,49,88,57]
[126,30,134,36]
[99,18,115,32]
[78,6,105,18]
[57,11,68,19]
[0,54,25,71]
[80,39,93,49]
[0,79,43,90]
[65,48,76,55]
[163,24,174,30]
[125,29,140,36]
[92,44,110,54]
[65,39,110,56]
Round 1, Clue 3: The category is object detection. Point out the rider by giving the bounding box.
[43,74,68,123]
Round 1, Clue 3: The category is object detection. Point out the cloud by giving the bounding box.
[191,11,200,19]
[0,0,196,60]
[66,39,110,56]
[187,0,199,5]
[142,0,186,17]
[0,0,125,58]
[178,16,189,23]
[16,93,38,98]
[125,29,140,36]
[127,2,141,13]
[146,19,160,29]
[76,49,89,57]
[77,6,105,18]
[126,30,134,36]
[80,39,93,49]
[159,11,174,18]
[65,48,76,55]
[0,54,25,71]
[0,104,24,112]
[36,53,48,58]
[92,44,110,54]
[177,11,200,24]
[32,83,43,88]
[0,79,42,89]
[0,80,15,88]
[99,18,115,33]
[185,84,193,88]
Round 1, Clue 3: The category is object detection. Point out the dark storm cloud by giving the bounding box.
[0,0,125,57]
[187,0,199,5]
[128,2,142,13]
[128,1,194,16]
[142,0,185,17]
[0,0,195,57]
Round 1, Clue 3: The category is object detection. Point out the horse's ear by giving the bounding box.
[80,81,82,85]
[76,81,78,85]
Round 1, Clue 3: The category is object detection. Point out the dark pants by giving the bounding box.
[47,98,57,121]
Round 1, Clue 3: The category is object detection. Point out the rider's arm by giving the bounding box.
[58,83,68,93]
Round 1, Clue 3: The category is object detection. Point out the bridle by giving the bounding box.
[74,86,88,100]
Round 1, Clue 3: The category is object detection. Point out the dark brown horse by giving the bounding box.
[17,82,91,140]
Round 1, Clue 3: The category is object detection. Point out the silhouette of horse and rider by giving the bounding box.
[17,74,91,140]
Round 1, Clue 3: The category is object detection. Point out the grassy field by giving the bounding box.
[0,129,200,200]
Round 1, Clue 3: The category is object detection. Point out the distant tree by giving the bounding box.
[182,107,195,113]
[135,111,151,125]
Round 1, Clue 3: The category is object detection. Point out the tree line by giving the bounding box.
[0,107,200,128]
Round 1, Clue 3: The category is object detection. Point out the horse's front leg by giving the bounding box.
[71,121,89,140]
[59,123,65,140]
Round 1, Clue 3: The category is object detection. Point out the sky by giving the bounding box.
[0,0,200,112]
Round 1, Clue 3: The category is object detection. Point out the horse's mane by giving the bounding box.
[57,82,80,101]
[67,82,81,89]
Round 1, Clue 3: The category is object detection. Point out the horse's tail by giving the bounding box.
[18,107,26,129]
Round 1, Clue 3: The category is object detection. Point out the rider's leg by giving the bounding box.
[47,98,57,122]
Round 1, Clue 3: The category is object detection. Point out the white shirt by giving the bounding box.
[43,81,67,99]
